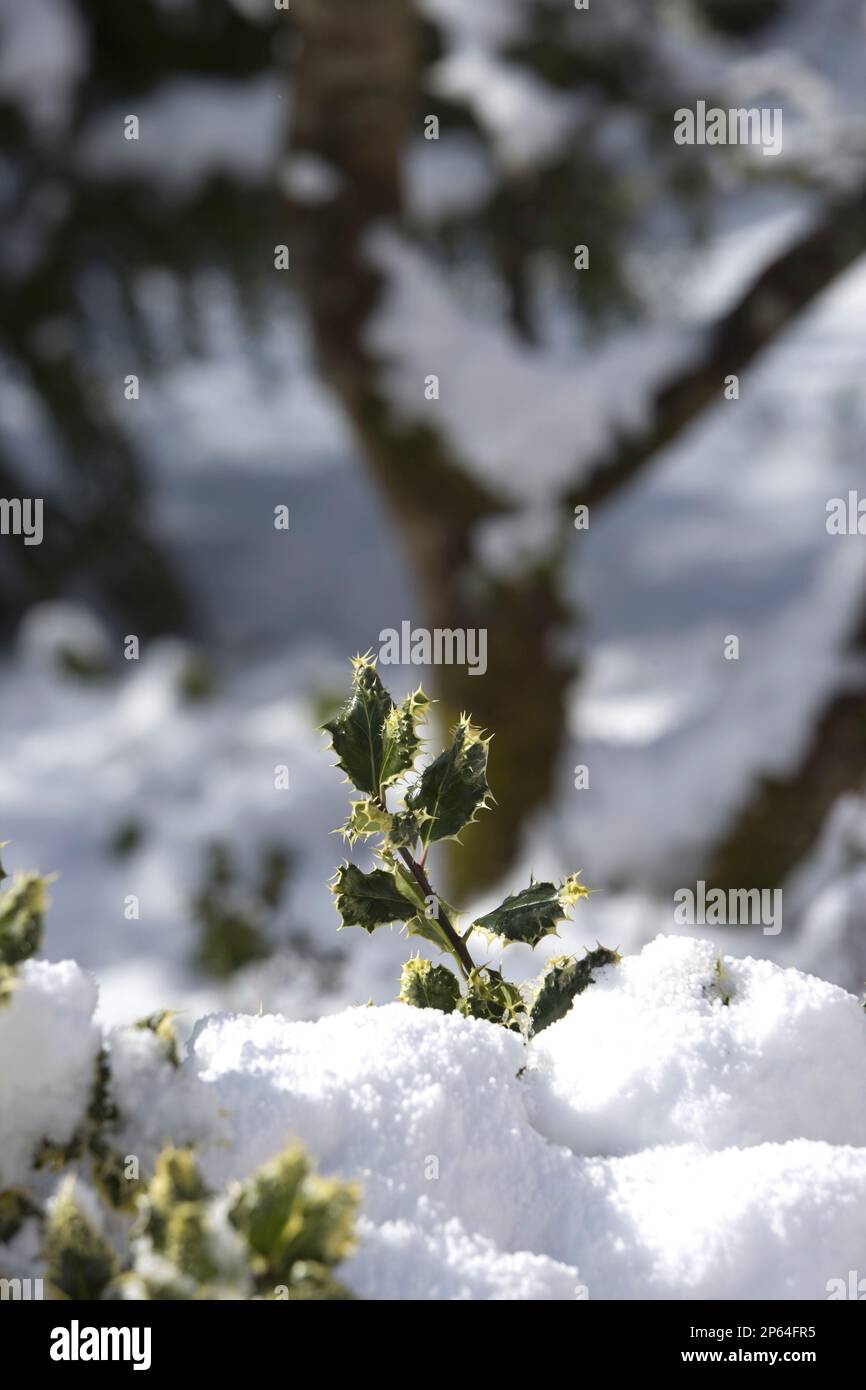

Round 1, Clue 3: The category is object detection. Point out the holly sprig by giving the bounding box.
[324,654,618,1034]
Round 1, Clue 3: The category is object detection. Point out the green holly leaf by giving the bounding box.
[457,967,526,1032]
[0,872,48,966]
[408,716,491,845]
[43,1177,117,1300]
[229,1147,308,1261]
[322,655,392,794]
[340,802,422,852]
[0,1187,39,1243]
[399,957,461,1012]
[323,655,428,796]
[387,809,421,850]
[331,862,416,933]
[164,1203,219,1284]
[472,873,589,949]
[0,965,16,1006]
[275,1174,358,1276]
[404,913,453,955]
[380,686,429,788]
[230,1143,358,1288]
[387,855,427,912]
[148,1147,209,1212]
[529,946,621,1036]
[339,799,391,846]
[135,1010,181,1068]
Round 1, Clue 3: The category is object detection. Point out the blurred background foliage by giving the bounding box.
[3,0,866,994]
[1,0,804,638]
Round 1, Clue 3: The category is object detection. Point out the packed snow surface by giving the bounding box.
[5,934,865,1299]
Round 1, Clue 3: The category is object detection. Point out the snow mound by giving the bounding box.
[0,958,100,1187]
[106,937,866,1299]
[4,936,866,1298]
[526,935,866,1156]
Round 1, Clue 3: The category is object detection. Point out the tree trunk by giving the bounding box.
[287,0,574,898]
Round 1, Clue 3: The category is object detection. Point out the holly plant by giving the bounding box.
[324,655,619,1035]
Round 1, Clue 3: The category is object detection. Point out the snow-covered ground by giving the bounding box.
[3,934,865,1299]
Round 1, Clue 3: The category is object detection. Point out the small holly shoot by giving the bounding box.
[324,655,619,1035]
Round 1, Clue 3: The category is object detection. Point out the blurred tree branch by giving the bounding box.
[576,185,866,509]
[580,186,866,891]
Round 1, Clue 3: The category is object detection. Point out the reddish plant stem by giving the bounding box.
[397,846,475,976]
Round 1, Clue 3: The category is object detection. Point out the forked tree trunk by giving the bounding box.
[287,0,574,899]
